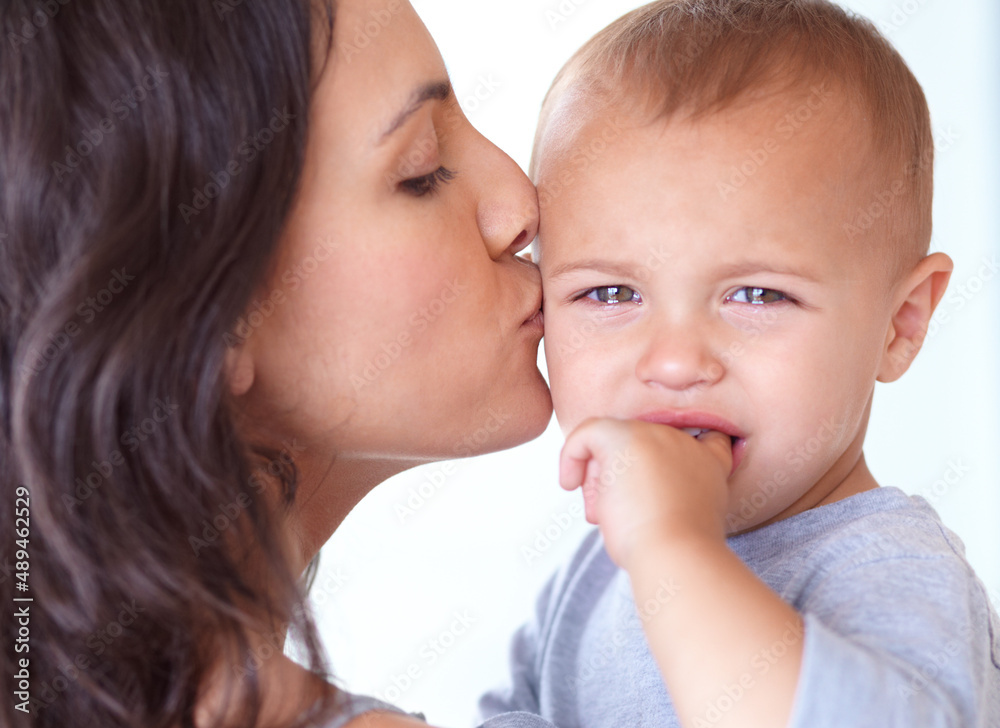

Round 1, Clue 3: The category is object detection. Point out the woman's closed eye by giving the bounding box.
[400,166,456,197]
[726,286,789,305]
[579,285,642,305]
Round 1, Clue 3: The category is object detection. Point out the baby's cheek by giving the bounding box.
[547,363,589,431]
[545,332,596,428]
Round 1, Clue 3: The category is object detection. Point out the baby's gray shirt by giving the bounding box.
[479,487,1000,727]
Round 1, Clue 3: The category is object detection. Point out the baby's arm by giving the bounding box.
[560,418,802,728]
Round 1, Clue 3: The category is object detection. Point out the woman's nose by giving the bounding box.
[635,320,725,392]
[475,144,539,260]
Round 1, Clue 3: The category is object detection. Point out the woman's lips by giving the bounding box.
[521,309,544,330]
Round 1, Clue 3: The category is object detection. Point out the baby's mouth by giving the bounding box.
[680,428,745,473]
[681,426,738,445]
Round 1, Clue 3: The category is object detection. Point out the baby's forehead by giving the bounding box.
[531,0,932,283]
[532,92,896,286]
[537,80,861,164]
[535,87,872,216]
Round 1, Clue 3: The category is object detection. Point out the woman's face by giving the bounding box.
[231,0,551,465]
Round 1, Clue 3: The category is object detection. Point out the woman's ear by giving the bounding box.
[224,340,255,397]
[877,252,953,383]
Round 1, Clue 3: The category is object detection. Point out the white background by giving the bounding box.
[312,2,1000,726]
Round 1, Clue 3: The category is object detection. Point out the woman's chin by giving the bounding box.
[474,373,553,456]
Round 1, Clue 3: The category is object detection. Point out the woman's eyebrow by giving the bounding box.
[379,80,452,143]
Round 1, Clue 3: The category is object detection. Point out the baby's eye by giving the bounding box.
[584,285,642,305]
[727,287,787,305]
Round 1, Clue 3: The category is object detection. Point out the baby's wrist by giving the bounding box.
[617,519,726,574]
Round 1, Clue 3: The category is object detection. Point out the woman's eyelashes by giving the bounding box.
[726,286,791,305]
[400,165,456,197]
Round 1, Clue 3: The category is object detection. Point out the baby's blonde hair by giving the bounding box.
[534,0,934,280]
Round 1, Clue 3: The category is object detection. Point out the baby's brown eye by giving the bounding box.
[729,287,787,305]
[586,285,641,304]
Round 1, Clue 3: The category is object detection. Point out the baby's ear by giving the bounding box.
[877,252,953,383]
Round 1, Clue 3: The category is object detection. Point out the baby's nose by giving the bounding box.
[635,326,724,392]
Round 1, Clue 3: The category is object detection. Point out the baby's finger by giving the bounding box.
[559,435,595,492]
[580,462,602,525]
[698,429,734,474]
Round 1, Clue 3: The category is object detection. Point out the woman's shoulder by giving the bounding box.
[340,711,560,728]
[314,690,424,728]
[326,694,558,728]
[340,711,427,728]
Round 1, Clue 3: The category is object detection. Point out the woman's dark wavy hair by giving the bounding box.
[1,1,340,726]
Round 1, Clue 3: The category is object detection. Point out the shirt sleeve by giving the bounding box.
[787,552,1000,728]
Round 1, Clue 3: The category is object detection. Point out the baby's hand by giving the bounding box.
[559,419,732,570]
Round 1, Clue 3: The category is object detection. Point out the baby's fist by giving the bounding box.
[559,418,732,570]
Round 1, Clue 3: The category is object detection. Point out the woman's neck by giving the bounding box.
[284,452,427,575]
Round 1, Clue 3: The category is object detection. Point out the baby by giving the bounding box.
[480,1,1000,727]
